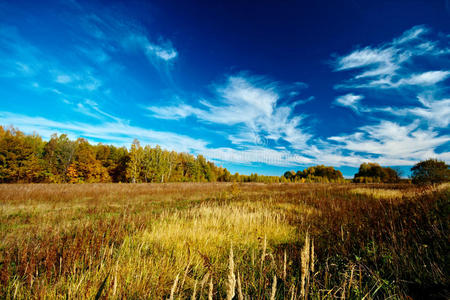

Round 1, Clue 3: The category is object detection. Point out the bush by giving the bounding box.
[353,162,400,183]
[411,159,450,185]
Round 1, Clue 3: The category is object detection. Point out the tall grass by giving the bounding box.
[0,183,448,298]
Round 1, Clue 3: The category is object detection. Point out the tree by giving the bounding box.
[284,166,344,183]
[0,126,242,184]
[42,134,76,182]
[411,159,449,185]
[73,138,110,183]
[107,146,129,182]
[283,171,295,181]
[353,163,400,183]
[0,127,45,183]
[126,139,143,183]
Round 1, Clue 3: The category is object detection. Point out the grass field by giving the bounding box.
[0,183,448,299]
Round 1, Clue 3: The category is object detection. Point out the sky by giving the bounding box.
[0,0,449,177]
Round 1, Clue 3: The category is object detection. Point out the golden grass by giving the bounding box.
[1,182,448,299]
[350,188,407,199]
[350,182,450,199]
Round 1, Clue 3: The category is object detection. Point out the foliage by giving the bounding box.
[411,158,450,185]
[0,127,45,183]
[353,162,400,183]
[0,126,279,183]
[283,165,345,183]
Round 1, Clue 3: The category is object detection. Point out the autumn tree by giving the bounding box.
[284,166,344,183]
[0,127,44,183]
[411,159,449,185]
[0,126,258,184]
[72,138,110,183]
[353,163,400,183]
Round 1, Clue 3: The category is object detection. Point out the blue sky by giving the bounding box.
[0,0,449,177]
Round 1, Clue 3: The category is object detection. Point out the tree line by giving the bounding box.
[0,126,280,183]
[283,160,449,185]
[283,163,401,183]
[283,165,346,183]
[2,126,448,185]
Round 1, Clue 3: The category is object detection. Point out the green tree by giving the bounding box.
[411,159,450,185]
[126,139,143,183]
[283,171,295,181]
[107,146,129,182]
[42,134,76,182]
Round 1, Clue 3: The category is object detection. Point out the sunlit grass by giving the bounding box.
[350,188,407,199]
[350,182,450,199]
[1,182,448,299]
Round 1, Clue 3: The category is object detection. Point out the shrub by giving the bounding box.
[411,159,450,185]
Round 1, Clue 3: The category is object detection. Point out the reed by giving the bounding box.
[226,246,236,300]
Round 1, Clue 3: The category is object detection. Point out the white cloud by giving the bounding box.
[0,25,104,97]
[56,74,72,84]
[291,96,314,106]
[0,112,208,154]
[0,26,42,78]
[146,43,177,61]
[73,99,122,122]
[334,25,450,89]
[335,93,364,111]
[147,74,311,148]
[328,120,449,164]
[203,146,313,166]
[335,47,400,79]
[0,111,315,167]
[393,25,429,44]
[383,94,450,128]
[329,25,450,167]
[123,34,178,62]
[2,109,448,168]
[397,70,450,86]
[147,104,203,120]
[52,70,102,91]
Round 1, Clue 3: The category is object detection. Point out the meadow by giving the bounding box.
[0,183,448,299]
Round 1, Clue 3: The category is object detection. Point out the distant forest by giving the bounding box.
[0,126,402,184]
[0,126,283,183]
[283,163,401,183]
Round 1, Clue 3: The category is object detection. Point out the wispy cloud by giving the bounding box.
[203,146,313,166]
[0,24,104,96]
[0,112,208,153]
[393,25,429,44]
[0,26,42,78]
[55,74,72,84]
[147,104,204,120]
[334,25,450,89]
[328,120,449,162]
[334,93,364,112]
[147,73,312,148]
[76,5,178,64]
[0,111,315,167]
[382,94,450,128]
[329,25,450,166]
[124,34,178,62]
[396,71,450,86]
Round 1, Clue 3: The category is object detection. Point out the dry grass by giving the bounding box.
[350,187,407,199]
[0,182,448,299]
[351,183,449,199]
